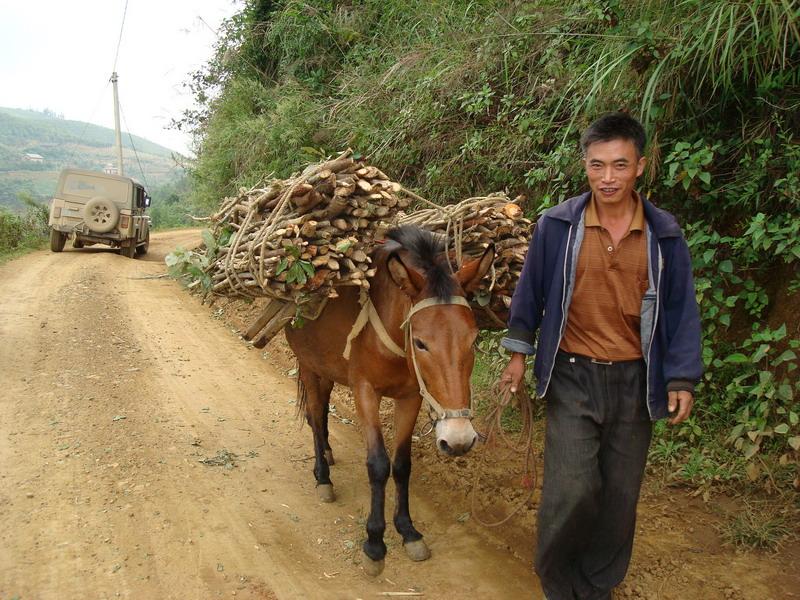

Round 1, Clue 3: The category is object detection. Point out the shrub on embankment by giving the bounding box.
[178,0,800,493]
[0,194,49,258]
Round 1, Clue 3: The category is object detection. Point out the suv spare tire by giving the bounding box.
[83,196,119,233]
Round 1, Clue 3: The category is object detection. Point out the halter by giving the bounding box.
[343,292,474,423]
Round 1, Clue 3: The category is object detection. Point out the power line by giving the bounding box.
[62,80,110,168]
[112,0,130,72]
[118,101,150,191]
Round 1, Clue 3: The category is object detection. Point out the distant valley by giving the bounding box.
[0,107,185,211]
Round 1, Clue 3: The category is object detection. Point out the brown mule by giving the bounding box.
[285,225,494,576]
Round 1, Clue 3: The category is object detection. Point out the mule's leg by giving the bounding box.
[393,394,430,562]
[354,380,390,577]
[319,377,335,466]
[300,366,335,503]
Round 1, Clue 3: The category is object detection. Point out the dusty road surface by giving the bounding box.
[1,230,797,600]
[0,231,537,600]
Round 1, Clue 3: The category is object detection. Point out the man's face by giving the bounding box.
[584,138,646,207]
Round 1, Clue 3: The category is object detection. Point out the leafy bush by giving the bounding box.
[164,230,224,290]
[148,175,198,230]
[0,194,49,256]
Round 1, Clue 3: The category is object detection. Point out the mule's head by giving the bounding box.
[385,226,494,457]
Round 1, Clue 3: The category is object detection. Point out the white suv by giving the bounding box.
[48,168,151,258]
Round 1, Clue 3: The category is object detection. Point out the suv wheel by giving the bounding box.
[122,242,137,259]
[135,231,150,256]
[73,238,84,249]
[50,229,66,252]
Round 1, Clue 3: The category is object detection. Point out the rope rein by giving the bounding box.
[469,381,538,528]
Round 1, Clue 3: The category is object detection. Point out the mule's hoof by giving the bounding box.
[324,449,335,466]
[404,539,431,562]
[361,553,385,577]
[316,484,335,503]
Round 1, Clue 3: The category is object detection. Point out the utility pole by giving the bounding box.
[111,72,124,176]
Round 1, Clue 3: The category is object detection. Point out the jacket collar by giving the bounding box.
[546,191,682,239]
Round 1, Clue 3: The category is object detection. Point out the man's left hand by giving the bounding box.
[668,390,694,425]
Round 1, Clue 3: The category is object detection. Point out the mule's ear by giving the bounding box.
[387,254,424,297]
[456,244,495,292]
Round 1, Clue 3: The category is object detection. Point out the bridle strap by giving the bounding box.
[342,293,473,422]
[407,299,474,422]
[343,289,406,360]
[400,295,472,329]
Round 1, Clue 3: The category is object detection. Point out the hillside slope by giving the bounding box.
[0,107,183,210]
[180,0,800,497]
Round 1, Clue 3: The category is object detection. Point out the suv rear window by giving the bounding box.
[63,174,129,201]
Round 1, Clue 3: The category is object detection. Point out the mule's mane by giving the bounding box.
[385,225,455,300]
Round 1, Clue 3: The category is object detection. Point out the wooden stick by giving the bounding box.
[242,299,286,341]
[252,302,295,349]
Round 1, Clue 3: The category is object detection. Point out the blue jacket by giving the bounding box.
[501,192,703,420]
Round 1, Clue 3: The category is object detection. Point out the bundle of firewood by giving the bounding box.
[206,150,411,304]
[201,150,533,336]
[397,195,532,328]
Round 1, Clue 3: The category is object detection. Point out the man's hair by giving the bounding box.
[580,112,646,157]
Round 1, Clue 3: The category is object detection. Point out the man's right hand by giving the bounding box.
[500,352,526,394]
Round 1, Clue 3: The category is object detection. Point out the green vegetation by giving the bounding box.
[0,194,49,258]
[181,0,800,494]
[148,175,198,230]
[718,501,793,551]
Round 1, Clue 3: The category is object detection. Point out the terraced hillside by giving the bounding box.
[0,107,183,210]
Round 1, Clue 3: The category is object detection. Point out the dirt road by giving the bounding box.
[1,231,797,600]
[0,231,537,600]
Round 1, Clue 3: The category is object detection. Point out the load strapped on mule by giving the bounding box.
[193,150,538,574]
[200,149,533,346]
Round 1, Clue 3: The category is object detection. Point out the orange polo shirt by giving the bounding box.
[559,193,649,361]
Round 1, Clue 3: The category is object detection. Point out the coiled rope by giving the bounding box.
[469,382,538,527]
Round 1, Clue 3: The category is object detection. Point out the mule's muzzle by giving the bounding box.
[437,436,477,456]
[435,419,478,457]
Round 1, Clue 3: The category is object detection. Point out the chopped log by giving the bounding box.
[308,169,332,184]
[334,180,356,197]
[332,218,350,231]
[300,220,318,237]
[323,196,349,219]
[290,183,314,197]
[242,298,287,341]
[252,302,295,349]
[319,157,354,174]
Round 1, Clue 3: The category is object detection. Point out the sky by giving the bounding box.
[0,0,241,155]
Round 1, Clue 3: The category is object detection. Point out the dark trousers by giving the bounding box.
[535,352,652,600]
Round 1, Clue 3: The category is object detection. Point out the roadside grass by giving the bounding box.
[152,223,203,232]
[0,238,47,265]
[0,198,49,263]
[717,501,795,552]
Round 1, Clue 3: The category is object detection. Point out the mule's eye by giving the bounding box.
[413,338,428,352]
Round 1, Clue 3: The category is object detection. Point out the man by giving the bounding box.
[500,112,702,600]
